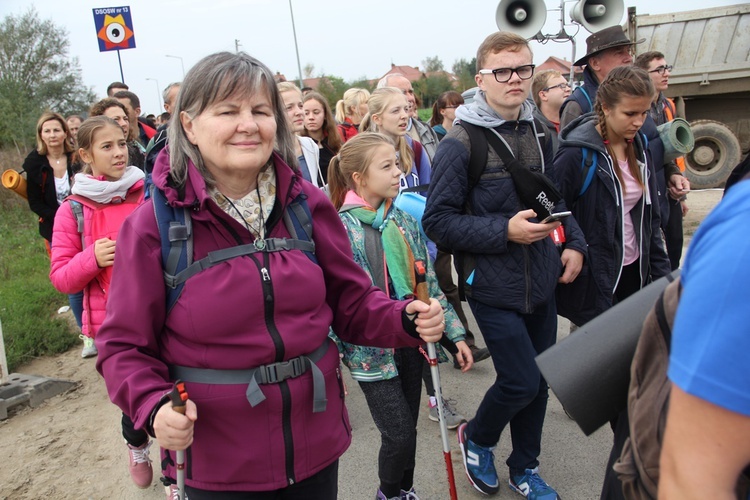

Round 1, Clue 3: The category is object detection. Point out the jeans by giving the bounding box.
[466,298,557,474]
[68,291,83,329]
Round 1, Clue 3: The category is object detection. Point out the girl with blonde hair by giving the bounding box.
[335,87,370,143]
[328,132,472,500]
[359,88,431,191]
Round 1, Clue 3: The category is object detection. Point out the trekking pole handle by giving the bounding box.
[414,260,430,305]
[169,380,188,415]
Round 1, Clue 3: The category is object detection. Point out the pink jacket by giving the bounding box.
[49,181,144,337]
[95,150,421,491]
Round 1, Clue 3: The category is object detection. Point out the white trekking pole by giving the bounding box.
[169,381,188,500]
[414,261,459,500]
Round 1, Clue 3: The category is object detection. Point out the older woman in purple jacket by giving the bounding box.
[95,51,445,499]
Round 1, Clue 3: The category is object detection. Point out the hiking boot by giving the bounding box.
[457,422,499,495]
[428,397,466,430]
[400,487,421,499]
[454,345,491,369]
[509,468,560,499]
[127,440,153,489]
[471,345,491,363]
[80,335,97,358]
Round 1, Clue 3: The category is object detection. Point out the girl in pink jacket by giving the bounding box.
[49,116,152,490]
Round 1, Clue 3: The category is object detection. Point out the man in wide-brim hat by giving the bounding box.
[560,25,645,129]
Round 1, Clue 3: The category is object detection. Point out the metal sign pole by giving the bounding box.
[117,50,125,83]
[0,318,8,384]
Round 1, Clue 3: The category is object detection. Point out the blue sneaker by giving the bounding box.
[509,468,560,499]
[457,422,499,495]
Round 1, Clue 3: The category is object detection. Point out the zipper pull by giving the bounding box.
[261,267,270,282]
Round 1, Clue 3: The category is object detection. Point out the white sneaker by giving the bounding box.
[428,398,466,430]
[80,335,97,358]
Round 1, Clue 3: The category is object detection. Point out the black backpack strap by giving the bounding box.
[456,122,488,192]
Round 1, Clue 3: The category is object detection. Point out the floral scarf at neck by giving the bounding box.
[346,193,416,300]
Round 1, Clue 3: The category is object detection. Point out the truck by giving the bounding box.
[628,4,750,189]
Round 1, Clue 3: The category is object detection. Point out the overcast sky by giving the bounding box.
[0,0,740,115]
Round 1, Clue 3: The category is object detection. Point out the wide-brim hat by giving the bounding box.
[574,25,645,67]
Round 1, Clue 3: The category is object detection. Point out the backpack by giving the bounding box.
[459,117,551,193]
[576,132,650,202]
[149,184,317,314]
[68,189,144,293]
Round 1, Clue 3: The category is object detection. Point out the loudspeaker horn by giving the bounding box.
[570,0,624,33]
[496,0,547,40]
[658,118,695,163]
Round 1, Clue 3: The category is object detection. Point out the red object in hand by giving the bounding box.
[550,225,566,248]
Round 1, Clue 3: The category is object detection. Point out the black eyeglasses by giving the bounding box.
[443,105,459,109]
[478,64,535,83]
[648,65,673,75]
[542,82,570,92]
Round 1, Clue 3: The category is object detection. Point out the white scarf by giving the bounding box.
[71,167,145,204]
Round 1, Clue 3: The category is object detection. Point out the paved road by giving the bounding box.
[339,314,613,500]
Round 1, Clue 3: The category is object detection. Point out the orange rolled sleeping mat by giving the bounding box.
[2,169,28,199]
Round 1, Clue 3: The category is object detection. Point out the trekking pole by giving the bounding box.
[169,380,189,500]
[414,261,459,500]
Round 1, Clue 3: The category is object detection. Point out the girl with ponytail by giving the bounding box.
[552,65,671,326]
[327,132,473,500]
[554,65,672,500]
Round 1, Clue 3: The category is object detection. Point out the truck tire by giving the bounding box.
[684,120,741,189]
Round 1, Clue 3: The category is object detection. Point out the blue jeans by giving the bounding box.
[466,298,557,474]
[68,291,83,330]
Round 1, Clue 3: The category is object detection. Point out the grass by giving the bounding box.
[417,108,432,124]
[0,149,78,372]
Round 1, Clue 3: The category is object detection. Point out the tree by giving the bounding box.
[422,56,444,73]
[303,63,315,79]
[0,7,96,148]
[452,57,478,92]
[315,75,350,109]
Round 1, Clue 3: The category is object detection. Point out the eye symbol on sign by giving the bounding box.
[107,23,126,43]
[97,14,134,50]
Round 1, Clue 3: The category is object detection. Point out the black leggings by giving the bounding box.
[122,413,150,447]
[183,460,339,500]
[358,347,424,498]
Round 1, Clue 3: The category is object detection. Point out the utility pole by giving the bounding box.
[235,39,242,54]
[288,0,305,89]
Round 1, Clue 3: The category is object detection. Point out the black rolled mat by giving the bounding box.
[536,270,679,435]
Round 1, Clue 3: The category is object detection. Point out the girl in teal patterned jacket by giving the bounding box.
[328,132,473,500]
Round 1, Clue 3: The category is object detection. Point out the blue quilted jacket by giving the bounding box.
[423,92,587,313]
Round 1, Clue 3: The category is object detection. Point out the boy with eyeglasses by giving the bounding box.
[635,51,691,271]
[531,70,572,155]
[423,31,586,500]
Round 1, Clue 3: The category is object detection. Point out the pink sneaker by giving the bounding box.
[127,440,153,488]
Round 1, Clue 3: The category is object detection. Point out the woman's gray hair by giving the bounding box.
[167,51,298,189]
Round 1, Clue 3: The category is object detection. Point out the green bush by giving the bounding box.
[0,151,77,372]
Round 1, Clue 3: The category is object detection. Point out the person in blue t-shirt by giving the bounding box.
[660,178,750,499]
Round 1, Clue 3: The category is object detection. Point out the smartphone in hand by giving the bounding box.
[541,211,572,224]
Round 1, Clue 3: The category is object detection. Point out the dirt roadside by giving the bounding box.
[0,189,723,500]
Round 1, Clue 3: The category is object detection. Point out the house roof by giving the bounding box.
[537,56,583,75]
[380,64,424,83]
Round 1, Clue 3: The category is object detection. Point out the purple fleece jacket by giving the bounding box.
[95,149,420,491]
